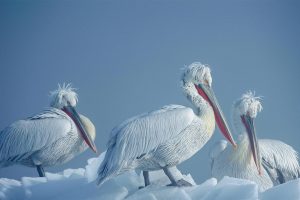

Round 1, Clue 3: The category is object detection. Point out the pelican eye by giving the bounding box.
[204,79,210,86]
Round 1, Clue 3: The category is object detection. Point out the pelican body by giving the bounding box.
[210,92,300,191]
[0,84,97,177]
[97,62,236,187]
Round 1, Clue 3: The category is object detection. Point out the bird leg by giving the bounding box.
[143,171,150,186]
[139,171,150,189]
[36,165,45,177]
[163,167,193,187]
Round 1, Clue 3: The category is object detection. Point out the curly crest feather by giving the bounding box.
[234,91,263,118]
[182,62,212,86]
[50,83,78,109]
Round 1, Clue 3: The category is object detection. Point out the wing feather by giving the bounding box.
[0,108,72,162]
[117,105,194,161]
[98,105,195,181]
[259,139,300,183]
[209,140,228,170]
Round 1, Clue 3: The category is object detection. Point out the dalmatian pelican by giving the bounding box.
[0,84,97,177]
[97,62,237,187]
[210,91,300,191]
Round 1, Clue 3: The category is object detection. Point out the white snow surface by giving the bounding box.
[1,152,299,200]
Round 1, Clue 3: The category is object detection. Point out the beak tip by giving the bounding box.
[233,143,238,149]
[229,138,237,149]
[92,147,98,154]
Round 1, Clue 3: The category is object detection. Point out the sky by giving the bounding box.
[0,0,299,183]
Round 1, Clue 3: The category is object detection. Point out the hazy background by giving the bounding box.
[0,0,299,183]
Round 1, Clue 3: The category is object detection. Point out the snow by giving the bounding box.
[259,179,300,200]
[0,153,299,200]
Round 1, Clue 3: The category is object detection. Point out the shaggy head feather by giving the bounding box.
[182,62,212,86]
[234,91,263,118]
[50,83,78,109]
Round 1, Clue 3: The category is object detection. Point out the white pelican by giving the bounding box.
[210,92,300,191]
[97,62,237,187]
[0,84,97,177]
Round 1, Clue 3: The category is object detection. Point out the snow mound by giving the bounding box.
[0,153,299,200]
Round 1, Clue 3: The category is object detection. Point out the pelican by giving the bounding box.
[97,62,237,187]
[210,91,300,191]
[0,84,97,177]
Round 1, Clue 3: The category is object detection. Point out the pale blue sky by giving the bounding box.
[0,0,299,183]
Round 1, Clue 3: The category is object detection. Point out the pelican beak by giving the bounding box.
[196,84,237,147]
[241,115,262,175]
[63,105,98,153]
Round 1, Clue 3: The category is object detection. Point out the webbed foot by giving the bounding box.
[167,179,193,187]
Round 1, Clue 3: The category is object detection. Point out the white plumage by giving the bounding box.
[210,91,300,191]
[97,62,236,187]
[0,84,97,176]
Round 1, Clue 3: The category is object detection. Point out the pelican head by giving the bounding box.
[182,62,237,147]
[234,91,262,174]
[50,83,78,109]
[50,83,97,153]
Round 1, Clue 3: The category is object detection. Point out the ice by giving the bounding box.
[130,186,192,200]
[189,178,217,199]
[61,168,85,178]
[260,178,300,200]
[0,178,23,200]
[0,152,299,200]
[126,192,157,200]
[84,151,106,182]
[201,176,259,200]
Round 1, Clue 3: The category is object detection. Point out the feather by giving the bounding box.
[50,83,78,109]
[97,105,195,185]
[260,139,300,183]
[211,91,300,191]
[0,108,73,165]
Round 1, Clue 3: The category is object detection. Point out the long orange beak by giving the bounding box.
[63,105,98,153]
[241,115,262,175]
[195,84,237,147]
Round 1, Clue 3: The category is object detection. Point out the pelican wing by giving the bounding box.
[98,105,195,180]
[259,139,300,184]
[0,108,72,162]
[112,105,194,160]
[209,140,228,170]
